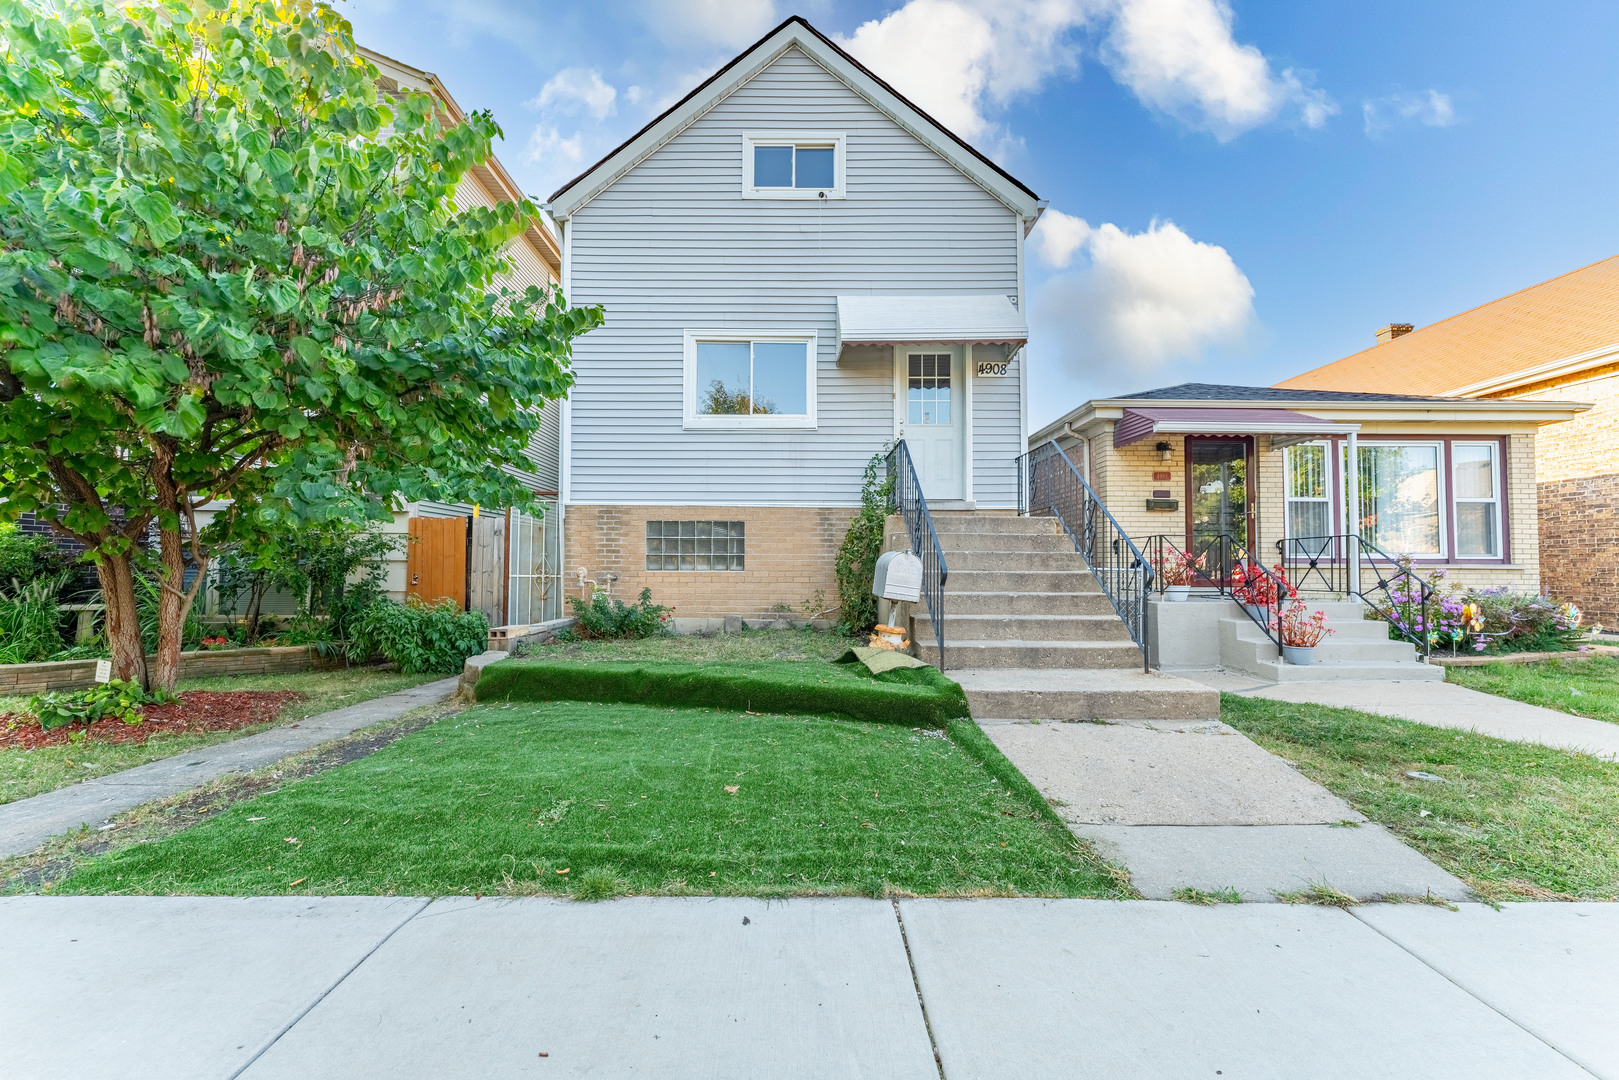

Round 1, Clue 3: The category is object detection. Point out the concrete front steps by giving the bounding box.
[914,512,1217,720]
[952,668,1219,722]
[1220,600,1445,683]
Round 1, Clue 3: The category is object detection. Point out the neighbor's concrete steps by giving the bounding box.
[1220,600,1445,682]
[915,512,1218,720]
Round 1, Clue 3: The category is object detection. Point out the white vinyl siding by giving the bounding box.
[565,46,1023,507]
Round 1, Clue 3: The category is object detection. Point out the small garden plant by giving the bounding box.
[1369,561,1588,654]
[566,587,671,640]
[23,680,173,732]
[350,597,490,673]
[1276,599,1333,648]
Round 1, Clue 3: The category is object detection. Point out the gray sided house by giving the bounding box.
[548,17,1042,624]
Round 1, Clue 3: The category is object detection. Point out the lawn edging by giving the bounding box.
[0,646,347,696]
[472,658,970,729]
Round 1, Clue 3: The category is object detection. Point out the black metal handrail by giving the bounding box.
[886,441,949,669]
[1134,532,1291,649]
[1018,440,1152,671]
[1276,534,1434,662]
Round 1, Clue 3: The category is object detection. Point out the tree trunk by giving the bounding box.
[244,573,267,642]
[95,551,148,690]
[150,524,207,693]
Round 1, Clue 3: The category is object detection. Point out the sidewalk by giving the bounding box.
[3,895,1613,1079]
[1191,672,1619,759]
[0,677,460,859]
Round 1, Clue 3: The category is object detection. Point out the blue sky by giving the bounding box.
[340,0,1618,428]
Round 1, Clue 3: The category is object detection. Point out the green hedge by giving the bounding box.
[473,659,970,729]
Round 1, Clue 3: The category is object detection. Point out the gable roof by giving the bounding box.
[1276,255,1619,397]
[546,16,1041,221]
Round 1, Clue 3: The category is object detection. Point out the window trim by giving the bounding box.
[741,132,847,200]
[1355,438,1448,559]
[1347,435,1511,564]
[682,329,819,430]
[1450,440,1504,560]
[1282,441,1335,557]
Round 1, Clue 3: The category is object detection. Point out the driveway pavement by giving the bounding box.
[4,896,1613,1079]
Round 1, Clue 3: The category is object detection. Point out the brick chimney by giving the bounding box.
[1376,323,1414,344]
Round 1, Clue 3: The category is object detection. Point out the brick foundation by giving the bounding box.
[1539,473,1619,625]
[0,646,343,696]
[563,505,856,620]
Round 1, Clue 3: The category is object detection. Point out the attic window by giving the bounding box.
[742,132,845,199]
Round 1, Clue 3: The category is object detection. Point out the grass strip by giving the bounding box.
[1446,655,1619,726]
[1222,692,1619,901]
[44,699,1121,899]
[475,658,971,730]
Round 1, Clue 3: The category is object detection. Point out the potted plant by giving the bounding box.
[1232,563,1295,622]
[1155,550,1205,601]
[1276,599,1333,664]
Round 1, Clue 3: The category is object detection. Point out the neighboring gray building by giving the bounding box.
[547,16,1043,620]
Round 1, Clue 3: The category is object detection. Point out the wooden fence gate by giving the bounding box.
[406,516,467,608]
[469,514,506,624]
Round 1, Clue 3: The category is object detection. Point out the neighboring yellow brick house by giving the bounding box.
[1032,385,1586,602]
[1278,255,1619,621]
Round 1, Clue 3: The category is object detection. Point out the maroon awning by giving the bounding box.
[1114,407,1355,448]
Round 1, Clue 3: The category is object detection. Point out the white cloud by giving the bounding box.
[1101,0,1336,139]
[1032,215,1254,382]
[1362,89,1456,137]
[528,68,618,120]
[839,0,1333,150]
[525,125,586,169]
[1031,208,1095,269]
[642,0,779,50]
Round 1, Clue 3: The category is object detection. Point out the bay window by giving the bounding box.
[1358,443,1443,557]
[1283,442,1332,557]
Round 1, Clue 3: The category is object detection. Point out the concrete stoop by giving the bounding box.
[1218,603,1445,683]
[953,668,1219,722]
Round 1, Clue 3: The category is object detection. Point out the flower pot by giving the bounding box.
[1165,585,1192,602]
[1243,603,1267,623]
[1282,645,1316,665]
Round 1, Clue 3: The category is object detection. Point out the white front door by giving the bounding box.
[898,348,964,501]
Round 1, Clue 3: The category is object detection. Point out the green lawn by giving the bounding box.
[1222,693,1619,900]
[524,626,859,664]
[48,699,1123,899]
[0,669,442,806]
[1446,655,1619,725]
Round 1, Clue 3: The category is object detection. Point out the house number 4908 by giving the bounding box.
[975,361,1009,377]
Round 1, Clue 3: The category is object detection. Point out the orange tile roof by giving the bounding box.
[1277,255,1619,395]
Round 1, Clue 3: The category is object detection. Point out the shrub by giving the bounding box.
[0,523,74,585]
[25,680,172,731]
[567,588,671,640]
[834,451,893,635]
[351,597,489,674]
[0,573,71,663]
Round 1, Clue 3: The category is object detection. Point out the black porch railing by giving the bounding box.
[886,440,949,668]
[1134,532,1291,649]
[1018,440,1152,671]
[1277,534,1434,662]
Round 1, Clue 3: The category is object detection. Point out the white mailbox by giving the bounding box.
[872,550,924,602]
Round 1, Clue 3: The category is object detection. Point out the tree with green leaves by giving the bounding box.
[0,0,602,689]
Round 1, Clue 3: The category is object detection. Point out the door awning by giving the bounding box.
[1114,407,1357,449]
[836,295,1027,352]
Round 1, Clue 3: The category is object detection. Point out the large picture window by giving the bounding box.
[1358,443,1443,557]
[683,331,817,429]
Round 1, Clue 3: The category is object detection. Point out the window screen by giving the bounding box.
[646,521,745,571]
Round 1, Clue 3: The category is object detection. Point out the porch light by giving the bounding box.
[1155,441,1173,461]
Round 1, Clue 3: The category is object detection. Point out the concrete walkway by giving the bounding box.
[1189,670,1619,759]
[0,678,460,859]
[978,715,1469,901]
[4,895,1615,1079]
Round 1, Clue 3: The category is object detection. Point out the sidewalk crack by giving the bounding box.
[892,899,948,1080]
[227,899,430,1079]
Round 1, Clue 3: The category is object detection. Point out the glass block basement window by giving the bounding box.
[646,521,745,571]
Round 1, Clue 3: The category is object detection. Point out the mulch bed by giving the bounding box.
[0,691,303,750]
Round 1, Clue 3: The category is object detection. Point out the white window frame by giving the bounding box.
[683,329,819,431]
[1283,441,1335,557]
[741,132,846,200]
[1452,441,1504,559]
[1356,439,1447,559]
